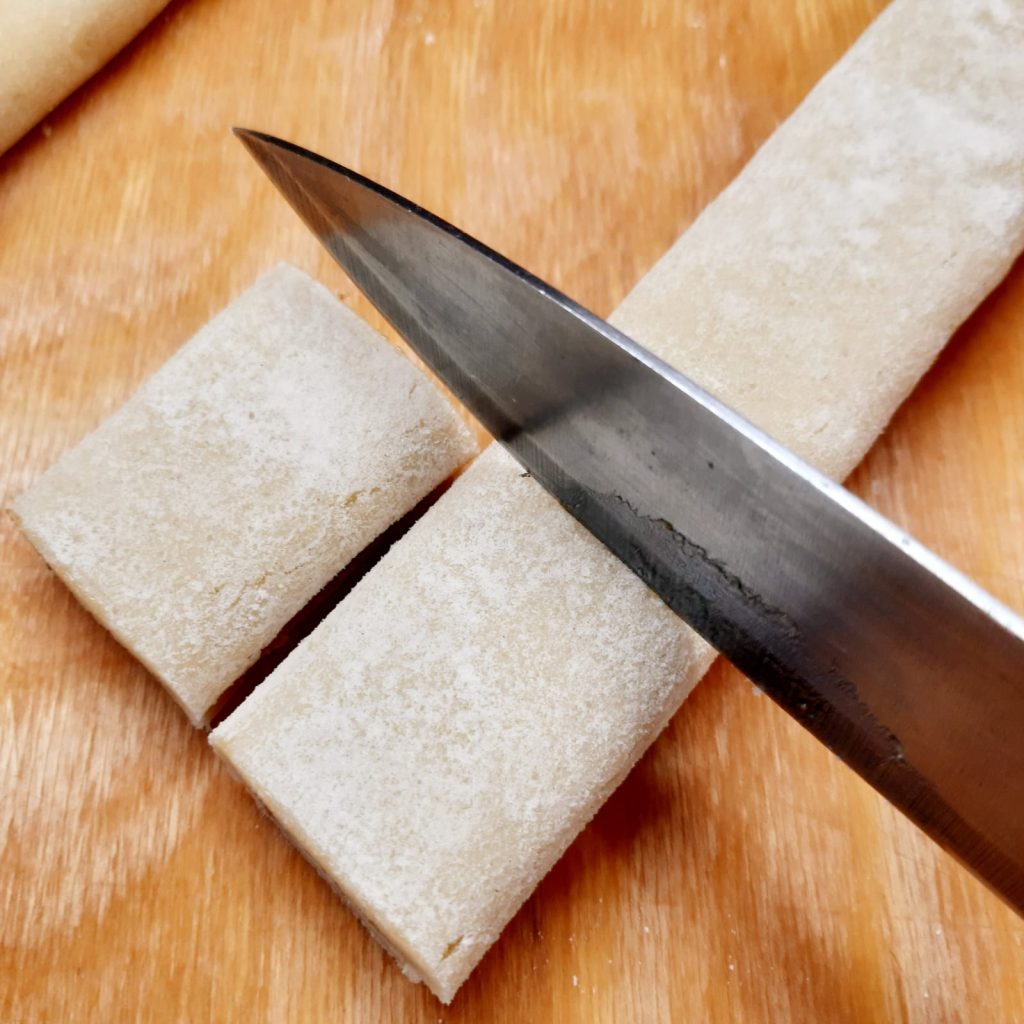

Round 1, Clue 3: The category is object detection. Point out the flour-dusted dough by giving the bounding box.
[210,0,1024,1003]
[612,0,1024,482]
[212,443,711,1000]
[12,264,478,726]
[0,0,169,155]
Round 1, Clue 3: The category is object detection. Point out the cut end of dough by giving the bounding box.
[0,0,172,155]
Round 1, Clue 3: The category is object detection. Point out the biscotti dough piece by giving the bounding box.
[211,0,1024,1003]
[213,443,714,1001]
[0,0,169,155]
[12,263,478,726]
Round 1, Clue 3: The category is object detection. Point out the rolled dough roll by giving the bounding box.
[211,0,1024,1003]
[12,263,478,726]
[0,0,169,155]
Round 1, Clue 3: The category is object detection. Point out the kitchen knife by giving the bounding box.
[235,128,1024,914]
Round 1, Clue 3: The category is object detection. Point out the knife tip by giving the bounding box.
[231,127,280,167]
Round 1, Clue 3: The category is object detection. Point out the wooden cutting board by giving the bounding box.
[2,0,1022,1020]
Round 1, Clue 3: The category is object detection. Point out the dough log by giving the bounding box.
[0,0,170,155]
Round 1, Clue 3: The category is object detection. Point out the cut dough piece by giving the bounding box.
[0,0,169,155]
[212,443,714,1001]
[211,0,1024,1003]
[12,263,478,726]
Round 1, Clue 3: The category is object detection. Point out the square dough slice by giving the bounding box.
[211,0,1024,1002]
[11,263,478,726]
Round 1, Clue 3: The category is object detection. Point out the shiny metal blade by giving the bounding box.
[236,128,1024,913]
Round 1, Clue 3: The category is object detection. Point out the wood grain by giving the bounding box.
[2,0,1022,1020]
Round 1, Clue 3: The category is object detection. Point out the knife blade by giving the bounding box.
[235,128,1024,914]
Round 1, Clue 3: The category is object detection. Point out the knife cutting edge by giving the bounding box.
[234,128,1024,915]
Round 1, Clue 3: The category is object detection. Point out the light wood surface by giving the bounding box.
[2,0,1022,1020]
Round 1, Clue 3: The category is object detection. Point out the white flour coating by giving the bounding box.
[212,0,1024,1004]
[12,264,477,726]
